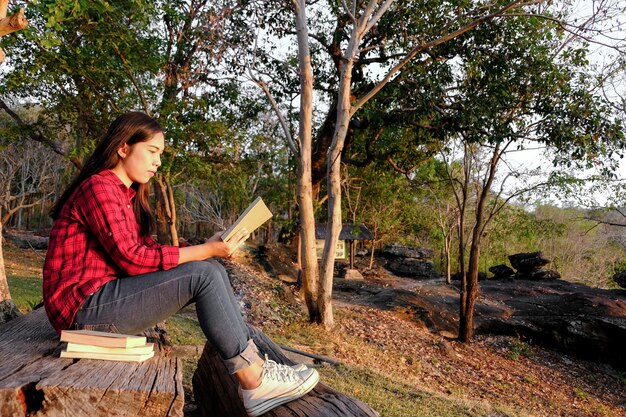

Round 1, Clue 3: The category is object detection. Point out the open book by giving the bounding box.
[221,196,273,244]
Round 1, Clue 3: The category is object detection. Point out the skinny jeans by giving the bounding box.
[72,260,259,373]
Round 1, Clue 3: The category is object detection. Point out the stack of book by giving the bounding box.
[60,329,155,362]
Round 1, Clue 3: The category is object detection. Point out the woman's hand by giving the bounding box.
[178,228,250,264]
[206,228,250,259]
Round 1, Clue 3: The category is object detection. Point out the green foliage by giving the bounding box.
[343,163,425,247]
[508,339,533,361]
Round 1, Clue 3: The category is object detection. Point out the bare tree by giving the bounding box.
[0,139,60,323]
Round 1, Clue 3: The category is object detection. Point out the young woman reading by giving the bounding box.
[43,111,319,416]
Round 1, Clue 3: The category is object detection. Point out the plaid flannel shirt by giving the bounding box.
[43,170,179,334]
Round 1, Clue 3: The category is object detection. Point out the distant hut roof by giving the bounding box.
[315,224,373,241]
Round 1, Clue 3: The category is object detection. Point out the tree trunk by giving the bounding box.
[318,26,361,329]
[0,222,20,324]
[459,239,480,342]
[445,232,452,285]
[153,174,178,246]
[458,144,500,342]
[293,0,320,323]
[457,146,470,340]
[192,325,380,417]
[0,6,27,38]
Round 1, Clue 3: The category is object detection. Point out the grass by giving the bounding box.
[3,243,45,312]
[165,309,205,346]
[265,315,530,417]
[7,276,42,311]
[507,339,533,361]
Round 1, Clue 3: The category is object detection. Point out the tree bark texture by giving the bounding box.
[154,174,178,246]
[0,221,19,323]
[0,221,11,303]
[0,7,27,37]
[293,0,320,323]
[318,27,359,330]
[0,308,183,417]
[192,325,380,417]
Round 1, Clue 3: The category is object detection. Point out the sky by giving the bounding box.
[498,0,626,208]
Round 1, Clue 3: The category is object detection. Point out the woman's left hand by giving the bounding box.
[206,228,250,258]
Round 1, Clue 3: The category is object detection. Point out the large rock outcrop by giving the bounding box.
[379,245,439,279]
[476,279,626,370]
[333,276,626,371]
[507,251,560,280]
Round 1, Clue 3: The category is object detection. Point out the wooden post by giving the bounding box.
[0,2,28,64]
[349,240,356,269]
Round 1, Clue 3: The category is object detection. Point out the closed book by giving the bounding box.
[60,349,155,362]
[60,330,146,348]
[221,197,273,243]
[66,342,154,355]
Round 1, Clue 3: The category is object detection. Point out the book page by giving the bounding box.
[221,196,273,243]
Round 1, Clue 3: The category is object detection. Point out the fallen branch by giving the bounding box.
[278,343,342,366]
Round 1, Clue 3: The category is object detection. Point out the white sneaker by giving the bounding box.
[291,363,308,372]
[240,359,319,416]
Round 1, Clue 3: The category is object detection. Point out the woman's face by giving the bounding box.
[115,132,165,186]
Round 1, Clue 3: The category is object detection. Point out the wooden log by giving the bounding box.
[0,7,27,37]
[0,308,184,417]
[192,325,380,417]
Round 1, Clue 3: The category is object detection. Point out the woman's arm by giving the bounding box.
[178,229,249,265]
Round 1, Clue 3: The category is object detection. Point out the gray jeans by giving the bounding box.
[73,260,259,373]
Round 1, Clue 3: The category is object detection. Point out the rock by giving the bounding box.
[385,258,439,279]
[278,274,297,284]
[333,261,349,276]
[356,248,369,257]
[4,232,49,250]
[489,264,515,279]
[451,271,488,282]
[508,251,551,272]
[341,269,364,280]
[613,271,626,289]
[332,266,626,371]
[475,279,626,371]
[380,244,434,259]
[516,269,561,280]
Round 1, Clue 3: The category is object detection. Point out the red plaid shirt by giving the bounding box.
[43,170,179,334]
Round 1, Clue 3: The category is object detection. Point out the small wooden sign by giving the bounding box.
[315,239,347,259]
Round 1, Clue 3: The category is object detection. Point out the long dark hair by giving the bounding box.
[52,112,163,237]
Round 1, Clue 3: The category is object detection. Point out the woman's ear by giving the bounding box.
[117,144,129,159]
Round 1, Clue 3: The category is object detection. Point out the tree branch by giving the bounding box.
[0,7,27,37]
[351,0,528,116]
[0,98,82,168]
[112,45,151,115]
[249,71,299,155]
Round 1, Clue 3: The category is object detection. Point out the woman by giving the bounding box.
[43,111,318,416]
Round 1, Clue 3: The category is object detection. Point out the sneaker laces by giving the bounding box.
[262,355,300,383]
